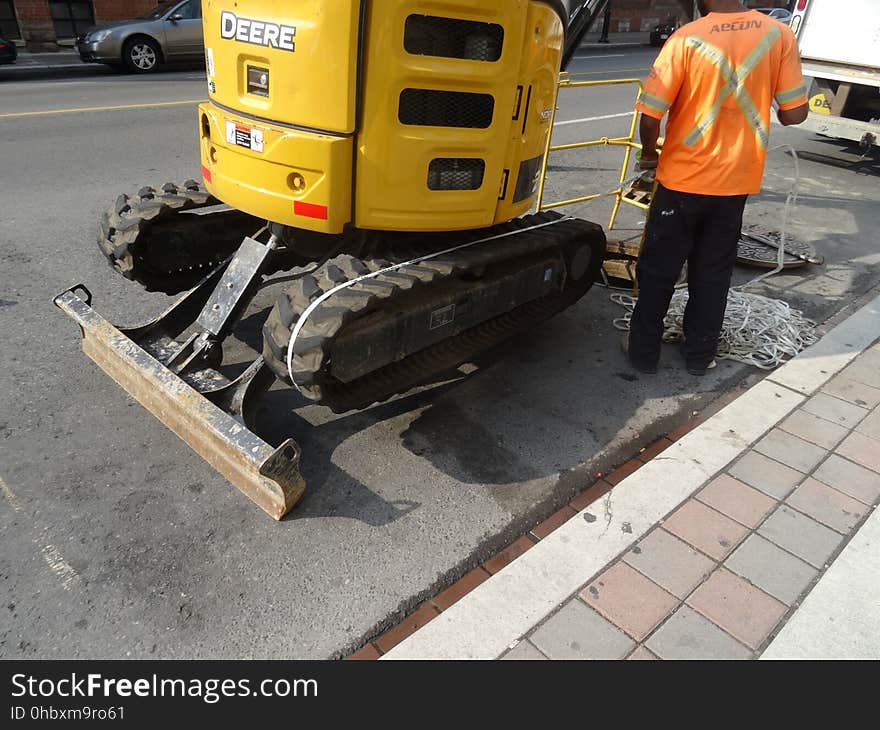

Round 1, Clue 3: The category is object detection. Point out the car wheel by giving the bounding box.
[123,37,161,73]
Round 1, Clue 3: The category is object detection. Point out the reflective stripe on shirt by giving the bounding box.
[683,25,781,149]
[638,91,671,114]
[775,83,807,105]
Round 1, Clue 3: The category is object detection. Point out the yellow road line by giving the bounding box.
[0,66,649,119]
[0,68,648,118]
[0,99,205,119]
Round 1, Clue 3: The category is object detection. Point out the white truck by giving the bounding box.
[789,0,880,148]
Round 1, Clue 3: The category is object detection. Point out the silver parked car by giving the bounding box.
[76,0,204,73]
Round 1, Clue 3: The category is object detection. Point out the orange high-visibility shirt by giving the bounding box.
[635,10,807,196]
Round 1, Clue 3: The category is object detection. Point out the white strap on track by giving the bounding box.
[285,217,572,384]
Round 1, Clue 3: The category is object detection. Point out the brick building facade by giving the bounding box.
[1,0,174,50]
[608,0,687,33]
[607,0,791,33]
[1,0,793,52]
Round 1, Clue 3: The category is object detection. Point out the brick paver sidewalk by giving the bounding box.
[372,293,880,661]
[504,344,880,659]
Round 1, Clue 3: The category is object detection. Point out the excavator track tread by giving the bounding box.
[97,180,263,294]
[262,212,605,412]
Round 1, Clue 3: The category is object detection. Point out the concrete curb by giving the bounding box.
[1,51,82,71]
[0,62,110,80]
[2,64,86,71]
[381,292,880,659]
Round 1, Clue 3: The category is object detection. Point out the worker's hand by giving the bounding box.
[635,154,658,186]
[637,168,656,186]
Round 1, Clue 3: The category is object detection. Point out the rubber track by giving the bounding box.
[97,180,262,294]
[262,212,605,412]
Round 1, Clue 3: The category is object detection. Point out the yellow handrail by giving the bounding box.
[536,77,645,233]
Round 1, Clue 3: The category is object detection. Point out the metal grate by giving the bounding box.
[404,15,504,62]
[428,159,486,190]
[399,89,495,129]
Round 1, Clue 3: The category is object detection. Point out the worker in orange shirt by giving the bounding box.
[625,0,808,375]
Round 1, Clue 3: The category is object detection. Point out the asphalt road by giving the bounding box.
[2,47,879,659]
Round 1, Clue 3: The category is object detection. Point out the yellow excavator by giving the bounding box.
[55,0,610,519]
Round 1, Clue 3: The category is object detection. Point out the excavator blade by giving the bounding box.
[53,286,305,520]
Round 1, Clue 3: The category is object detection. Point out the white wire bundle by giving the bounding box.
[612,145,819,370]
[612,289,818,369]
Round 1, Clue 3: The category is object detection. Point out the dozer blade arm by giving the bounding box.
[53,286,305,520]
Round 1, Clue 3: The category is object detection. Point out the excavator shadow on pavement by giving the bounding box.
[229,286,746,526]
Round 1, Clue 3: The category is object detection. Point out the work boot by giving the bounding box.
[679,342,717,376]
[686,359,717,376]
[621,334,658,374]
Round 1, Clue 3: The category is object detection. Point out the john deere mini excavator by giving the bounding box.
[55,0,609,519]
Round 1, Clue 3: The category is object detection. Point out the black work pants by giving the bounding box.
[629,183,748,369]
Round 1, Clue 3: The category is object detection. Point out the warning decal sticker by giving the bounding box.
[205,47,215,77]
[225,121,264,152]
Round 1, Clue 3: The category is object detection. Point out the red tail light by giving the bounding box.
[796,0,808,10]
[294,201,328,220]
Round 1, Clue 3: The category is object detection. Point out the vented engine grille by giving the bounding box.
[404,15,504,62]
[399,89,495,128]
[428,159,486,190]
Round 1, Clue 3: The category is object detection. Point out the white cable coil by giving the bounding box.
[612,289,818,369]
